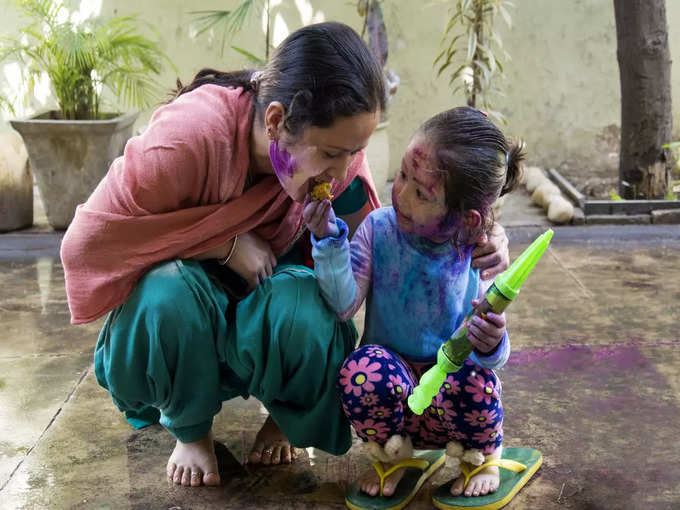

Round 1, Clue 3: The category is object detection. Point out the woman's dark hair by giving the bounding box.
[419,106,525,245]
[173,22,386,137]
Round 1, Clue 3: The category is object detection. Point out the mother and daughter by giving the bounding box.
[62,20,537,509]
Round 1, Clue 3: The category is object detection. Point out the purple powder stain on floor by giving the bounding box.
[503,341,680,503]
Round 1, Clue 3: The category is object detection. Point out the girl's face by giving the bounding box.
[271,111,378,203]
[392,136,458,243]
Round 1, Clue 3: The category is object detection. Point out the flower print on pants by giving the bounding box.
[339,356,383,397]
[337,344,503,454]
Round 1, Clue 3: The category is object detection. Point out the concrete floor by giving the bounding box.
[1,191,680,509]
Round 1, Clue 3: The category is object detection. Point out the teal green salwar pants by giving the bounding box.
[94,260,357,455]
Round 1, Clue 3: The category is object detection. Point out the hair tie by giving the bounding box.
[250,70,263,90]
[506,152,510,168]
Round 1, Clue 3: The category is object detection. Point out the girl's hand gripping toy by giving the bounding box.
[408,229,554,415]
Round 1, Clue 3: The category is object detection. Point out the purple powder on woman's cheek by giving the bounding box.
[269,139,296,179]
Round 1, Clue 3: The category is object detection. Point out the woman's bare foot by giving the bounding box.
[167,431,220,487]
[248,415,297,465]
[358,462,406,497]
[450,465,500,497]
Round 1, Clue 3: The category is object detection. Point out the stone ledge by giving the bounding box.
[548,168,680,217]
[586,214,651,225]
[571,207,586,225]
[651,209,680,224]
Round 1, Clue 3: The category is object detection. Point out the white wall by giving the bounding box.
[2,0,679,179]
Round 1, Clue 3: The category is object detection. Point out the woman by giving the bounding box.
[61,22,510,488]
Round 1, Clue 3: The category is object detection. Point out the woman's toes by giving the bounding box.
[261,447,274,465]
[271,445,283,465]
[181,468,192,486]
[281,446,292,464]
[203,471,221,486]
[167,462,176,479]
[190,469,203,487]
[248,442,264,464]
[173,466,184,485]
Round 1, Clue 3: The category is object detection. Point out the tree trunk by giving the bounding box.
[613,0,673,199]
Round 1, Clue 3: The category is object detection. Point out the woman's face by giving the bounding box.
[270,111,378,202]
[392,136,457,242]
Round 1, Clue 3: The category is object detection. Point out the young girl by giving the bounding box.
[303,107,522,501]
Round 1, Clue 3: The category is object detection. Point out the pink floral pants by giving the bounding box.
[337,344,503,454]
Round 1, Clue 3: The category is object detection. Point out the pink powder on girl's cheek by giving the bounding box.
[411,147,426,171]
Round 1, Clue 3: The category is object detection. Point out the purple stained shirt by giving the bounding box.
[311,207,510,366]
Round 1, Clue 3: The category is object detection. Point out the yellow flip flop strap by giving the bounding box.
[460,459,527,491]
[372,458,430,496]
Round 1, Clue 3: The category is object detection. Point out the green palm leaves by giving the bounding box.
[1,0,173,119]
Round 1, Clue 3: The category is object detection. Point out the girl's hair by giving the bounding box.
[172,22,386,137]
[419,106,524,245]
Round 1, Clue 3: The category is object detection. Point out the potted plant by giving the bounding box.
[435,0,514,123]
[1,0,173,229]
[434,0,515,217]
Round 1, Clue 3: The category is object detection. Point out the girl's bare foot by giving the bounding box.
[358,462,406,497]
[450,465,500,497]
[248,415,297,465]
[167,431,220,487]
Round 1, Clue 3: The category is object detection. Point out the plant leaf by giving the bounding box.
[467,29,477,61]
[231,45,266,66]
[499,4,512,27]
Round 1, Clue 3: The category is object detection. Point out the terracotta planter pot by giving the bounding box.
[10,111,138,230]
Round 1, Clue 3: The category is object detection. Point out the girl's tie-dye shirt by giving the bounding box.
[311,206,509,366]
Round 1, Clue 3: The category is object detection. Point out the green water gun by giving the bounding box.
[407,229,554,415]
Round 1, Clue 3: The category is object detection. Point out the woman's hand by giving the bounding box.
[471,222,510,280]
[303,195,339,239]
[466,298,506,354]
[226,231,277,290]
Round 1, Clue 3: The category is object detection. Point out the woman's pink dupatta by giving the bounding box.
[61,85,379,324]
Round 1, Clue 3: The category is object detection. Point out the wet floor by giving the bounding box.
[1,227,679,509]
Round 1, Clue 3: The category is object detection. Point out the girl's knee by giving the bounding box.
[344,344,400,364]
[338,344,412,402]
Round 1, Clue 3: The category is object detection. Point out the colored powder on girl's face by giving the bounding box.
[391,183,459,242]
[412,148,425,170]
[269,139,296,179]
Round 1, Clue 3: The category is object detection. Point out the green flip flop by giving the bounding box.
[432,447,542,510]
[345,449,445,510]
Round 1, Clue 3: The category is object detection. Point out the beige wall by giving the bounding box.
[2,0,679,178]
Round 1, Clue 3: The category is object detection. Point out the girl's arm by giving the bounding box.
[303,200,373,320]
